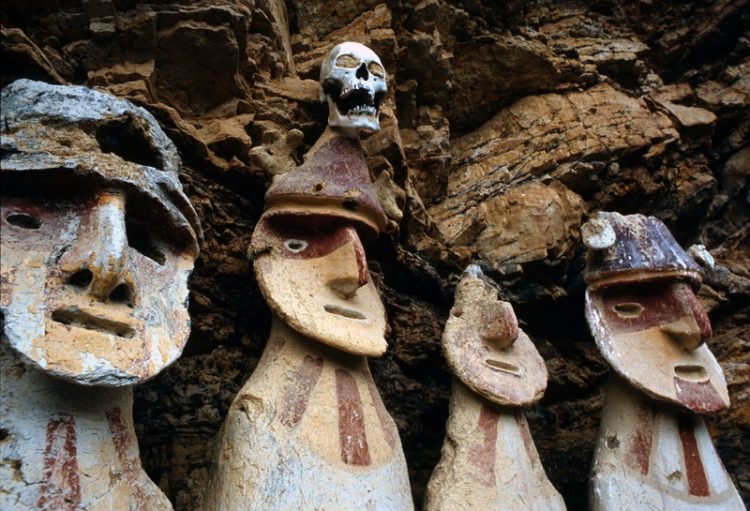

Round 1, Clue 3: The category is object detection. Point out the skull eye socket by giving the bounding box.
[368,62,385,78]
[335,54,360,68]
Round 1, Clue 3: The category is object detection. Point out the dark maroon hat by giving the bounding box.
[581,211,701,289]
[264,134,387,239]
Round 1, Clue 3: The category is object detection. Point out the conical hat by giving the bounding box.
[581,211,700,289]
[264,134,386,240]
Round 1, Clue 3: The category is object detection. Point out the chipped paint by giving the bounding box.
[1,80,198,510]
[590,376,743,510]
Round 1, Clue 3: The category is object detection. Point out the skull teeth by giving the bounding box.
[348,105,376,115]
[333,86,379,116]
[341,85,371,98]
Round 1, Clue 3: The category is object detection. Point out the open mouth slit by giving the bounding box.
[674,364,708,381]
[51,307,135,338]
[484,359,522,376]
[324,304,366,320]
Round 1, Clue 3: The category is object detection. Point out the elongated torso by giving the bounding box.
[202,319,413,511]
[590,375,744,511]
[0,338,172,511]
[425,380,566,511]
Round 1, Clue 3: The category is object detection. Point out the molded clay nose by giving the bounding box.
[59,192,135,303]
[660,283,712,351]
[481,301,519,350]
[327,226,368,299]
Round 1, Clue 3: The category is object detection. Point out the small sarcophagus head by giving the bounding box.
[443,265,548,407]
[581,211,728,413]
[0,79,201,386]
[320,41,387,133]
[251,133,388,357]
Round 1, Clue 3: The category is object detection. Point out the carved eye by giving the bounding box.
[284,239,308,253]
[6,212,42,229]
[335,54,360,68]
[125,217,166,265]
[368,62,385,78]
[612,302,644,318]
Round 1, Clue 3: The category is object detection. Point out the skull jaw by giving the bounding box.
[326,97,381,133]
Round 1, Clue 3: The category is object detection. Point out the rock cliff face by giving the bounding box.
[3,0,748,508]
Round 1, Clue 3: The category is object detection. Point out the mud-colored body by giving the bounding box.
[0,80,200,510]
[425,267,565,511]
[582,212,744,510]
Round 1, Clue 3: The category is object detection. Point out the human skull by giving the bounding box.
[320,42,387,132]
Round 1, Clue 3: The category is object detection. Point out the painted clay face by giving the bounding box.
[585,280,728,413]
[582,211,729,413]
[1,189,196,386]
[1,79,201,386]
[252,212,387,357]
[443,266,547,406]
[320,42,387,132]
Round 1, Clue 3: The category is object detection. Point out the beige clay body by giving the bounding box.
[0,340,172,510]
[582,212,745,510]
[425,267,565,511]
[0,80,201,510]
[203,318,412,510]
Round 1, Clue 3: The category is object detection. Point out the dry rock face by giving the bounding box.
[2,0,748,508]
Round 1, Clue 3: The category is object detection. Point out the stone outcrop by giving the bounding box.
[2,0,748,508]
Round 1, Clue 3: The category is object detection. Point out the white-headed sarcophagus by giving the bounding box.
[581,211,744,510]
[0,79,201,510]
[425,265,566,511]
[201,43,413,510]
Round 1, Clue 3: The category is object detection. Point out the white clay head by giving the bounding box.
[251,211,387,357]
[582,211,728,413]
[0,79,201,386]
[320,42,387,133]
[442,265,547,407]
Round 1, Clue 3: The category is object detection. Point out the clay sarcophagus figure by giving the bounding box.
[1,79,201,510]
[425,265,566,511]
[202,43,413,510]
[582,211,744,510]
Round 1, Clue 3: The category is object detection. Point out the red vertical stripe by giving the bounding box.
[678,413,710,497]
[336,369,371,466]
[628,407,654,475]
[106,406,146,504]
[38,414,81,510]
[470,403,499,487]
[279,356,324,428]
[364,371,396,448]
[515,410,539,467]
